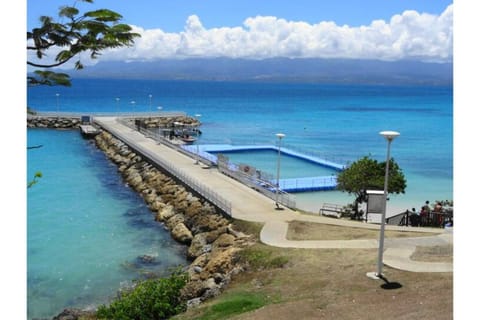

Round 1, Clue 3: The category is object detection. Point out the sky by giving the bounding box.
[27,0,453,32]
[26,0,454,68]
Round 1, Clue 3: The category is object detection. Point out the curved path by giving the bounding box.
[94,117,453,273]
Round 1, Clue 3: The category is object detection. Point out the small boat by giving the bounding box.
[79,124,101,139]
[179,136,197,144]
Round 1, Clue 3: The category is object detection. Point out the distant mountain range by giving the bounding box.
[64,58,452,85]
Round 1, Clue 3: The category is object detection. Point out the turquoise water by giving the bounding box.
[26,79,452,213]
[27,129,187,320]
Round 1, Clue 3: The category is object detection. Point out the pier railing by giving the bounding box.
[119,118,296,209]
[218,165,297,209]
[114,118,232,216]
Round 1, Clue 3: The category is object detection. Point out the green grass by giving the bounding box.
[238,245,289,270]
[194,292,268,320]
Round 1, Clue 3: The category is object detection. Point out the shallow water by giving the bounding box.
[27,129,187,320]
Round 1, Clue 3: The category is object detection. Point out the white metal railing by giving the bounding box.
[112,118,232,215]
[217,161,297,209]
[116,118,296,209]
[278,175,337,191]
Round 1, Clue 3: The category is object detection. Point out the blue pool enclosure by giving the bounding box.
[182,144,345,192]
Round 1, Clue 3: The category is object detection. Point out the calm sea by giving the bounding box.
[27,129,187,320]
[27,78,453,211]
[27,79,452,316]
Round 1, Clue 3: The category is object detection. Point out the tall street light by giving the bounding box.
[275,133,285,209]
[149,94,153,113]
[115,97,120,114]
[367,130,400,280]
[130,100,136,121]
[55,93,60,114]
[195,114,202,164]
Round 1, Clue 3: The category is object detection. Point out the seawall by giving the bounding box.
[93,129,254,305]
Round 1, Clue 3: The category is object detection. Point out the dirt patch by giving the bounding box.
[411,244,453,263]
[287,220,433,241]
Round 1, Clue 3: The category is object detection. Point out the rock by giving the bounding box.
[187,297,203,309]
[181,280,207,300]
[52,308,95,320]
[212,233,235,250]
[156,205,176,222]
[136,254,157,264]
[205,227,228,243]
[188,233,208,260]
[165,213,185,230]
[203,247,240,276]
[171,222,193,244]
[188,213,230,234]
[149,198,165,211]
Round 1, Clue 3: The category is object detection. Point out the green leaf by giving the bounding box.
[84,9,122,22]
[55,50,73,62]
[58,6,79,18]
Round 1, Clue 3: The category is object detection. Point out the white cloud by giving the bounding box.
[30,4,453,69]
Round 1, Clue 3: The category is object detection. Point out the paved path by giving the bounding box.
[94,117,453,273]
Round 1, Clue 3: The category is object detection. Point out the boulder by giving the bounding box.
[203,247,240,276]
[165,213,185,230]
[53,308,95,320]
[188,213,230,234]
[212,233,235,250]
[188,233,208,260]
[156,205,176,222]
[171,222,193,244]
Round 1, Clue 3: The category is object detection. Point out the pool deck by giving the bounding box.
[182,144,343,192]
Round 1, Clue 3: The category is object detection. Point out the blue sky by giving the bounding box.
[26,0,454,66]
[28,0,453,32]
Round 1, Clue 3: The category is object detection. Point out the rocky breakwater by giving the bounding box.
[27,116,81,129]
[94,130,254,306]
[137,115,200,129]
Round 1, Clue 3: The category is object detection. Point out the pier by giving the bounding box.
[93,117,298,220]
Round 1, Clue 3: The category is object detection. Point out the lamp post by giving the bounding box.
[367,130,400,280]
[115,97,120,114]
[130,100,136,117]
[148,94,153,114]
[195,114,202,164]
[55,93,60,114]
[275,133,285,209]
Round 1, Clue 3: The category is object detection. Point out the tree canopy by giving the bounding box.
[27,0,140,86]
[336,155,407,216]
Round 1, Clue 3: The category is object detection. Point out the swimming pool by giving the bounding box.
[182,144,344,192]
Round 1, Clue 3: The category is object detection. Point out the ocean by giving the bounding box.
[26,79,452,317]
[27,78,453,211]
[27,129,187,319]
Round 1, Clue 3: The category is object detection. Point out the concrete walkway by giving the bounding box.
[94,117,453,273]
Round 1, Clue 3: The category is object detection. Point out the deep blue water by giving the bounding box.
[27,78,453,212]
[27,129,187,320]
